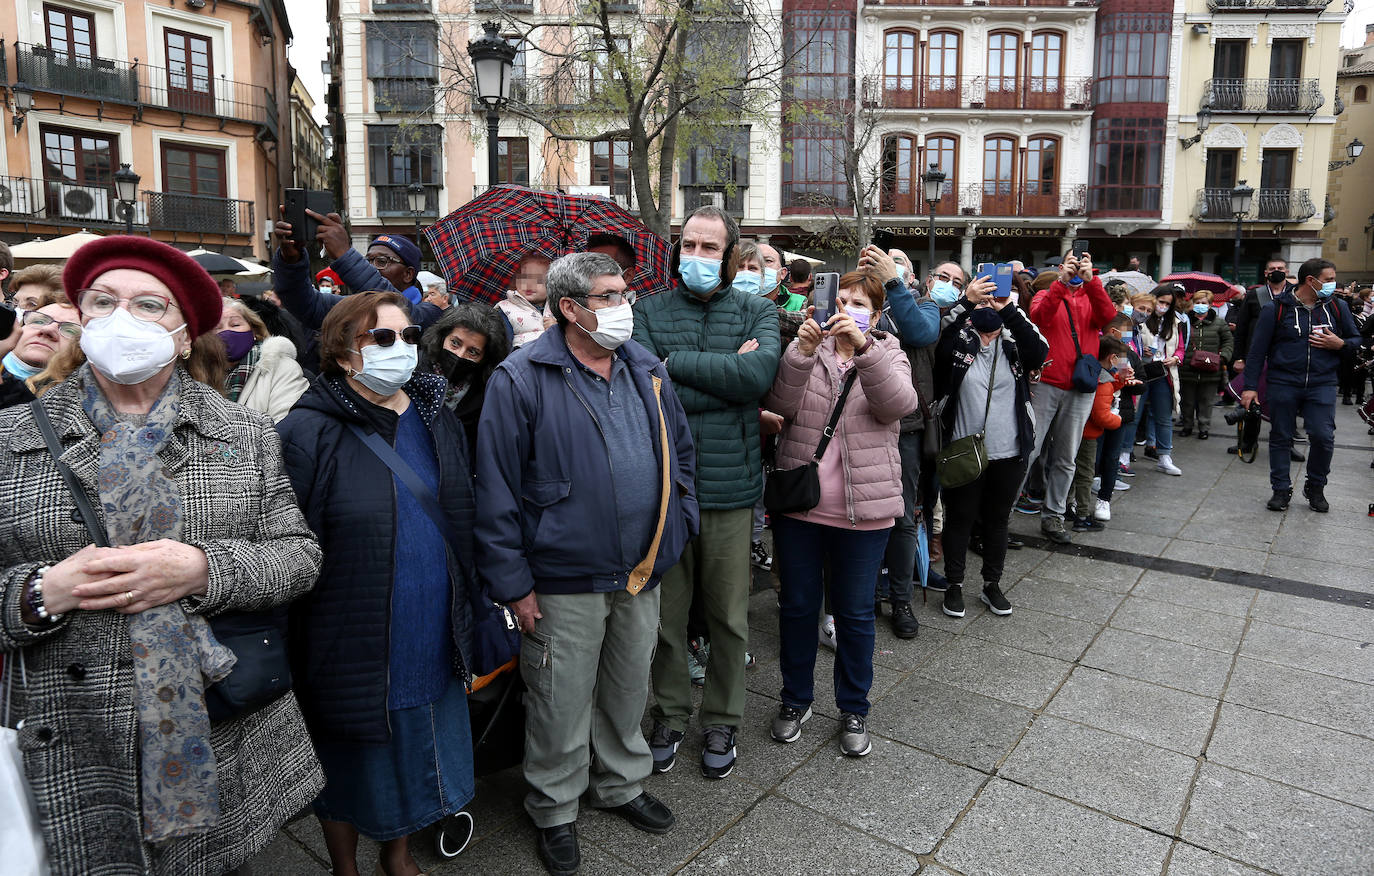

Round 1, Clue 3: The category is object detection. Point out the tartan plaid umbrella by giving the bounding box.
[424,184,674,305]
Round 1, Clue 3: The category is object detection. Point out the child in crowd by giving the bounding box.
[1070,336,1132,531]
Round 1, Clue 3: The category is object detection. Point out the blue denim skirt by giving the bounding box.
[312,679,475,840]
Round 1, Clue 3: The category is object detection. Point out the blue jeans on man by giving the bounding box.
[1266,382,1336,492]
[878,431,922,606]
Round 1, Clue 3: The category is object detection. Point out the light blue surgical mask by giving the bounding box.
[930,280,960,308]
[1192,303,1209,315]
[2,351,40,380]
[1318,280,1336,299]
[679,255,722,296]
[732,270,763,296]
[1120,331,1134,342]
[762,267,779,293]
[896,264,908,282]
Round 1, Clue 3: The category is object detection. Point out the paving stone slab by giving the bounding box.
[1001,575,1126,623]
[247,833,327,875]
[777,738,986,855]
[1109,596,1247,653]
[1165,842,1271,876]
[1033,553,1144,593]
[1080,627,1234,698]
[871,620,955,673]
[1104,509,1189,538]
[1261,553,1374,593]
[1225,655,1374,739]
[936,778,1170,876]
[1182,763,1374,876]
[1161,539,1271,574]
[1247,590,1374,643]
[1206,704,1374,809]
[1079,527,1172,557]
[998,715,1197,833]
[1240,620,1374,684]
[678,794,921,876]
[745,641,907,719]
[1132,570,1256,618]
[865,675,1034,772]
[1269,526,1373,565]
[963,606,1100,661]
[913,636,1073,711]
[1046,667,1219,755]
[453,816,640,875]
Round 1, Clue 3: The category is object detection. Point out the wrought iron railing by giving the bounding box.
[1195,188,1316,223]
[375,184,441,216]
[373,77,436,112]
[1202,78,1324,114]
[864,75,1092,111]
[874,0,1081,6]
[15,43,139,104]
[939,183,1087,216]
[1207,0,1330,10]
[146,191,253,235]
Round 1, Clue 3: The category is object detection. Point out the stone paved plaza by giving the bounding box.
[254,403,1374,875]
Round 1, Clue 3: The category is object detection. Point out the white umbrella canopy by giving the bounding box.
[10,231,105,261]
[184,248,270,277]
[1100,270,1156,295]
[782,250,825,266]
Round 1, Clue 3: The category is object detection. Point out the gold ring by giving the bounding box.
[123,590,136,605]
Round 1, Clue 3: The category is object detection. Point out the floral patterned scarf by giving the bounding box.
[79,366,237,843]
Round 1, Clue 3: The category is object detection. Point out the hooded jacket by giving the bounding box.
[276,372,476,744]
[1243,290,1360,391]
[496,289,548,348]
[475,326,699,602]
[236,336,310,422]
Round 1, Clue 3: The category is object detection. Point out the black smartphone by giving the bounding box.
[1071,240,1089,259]
[0,303,16,339]
[284,188,334,248]
[813,271,839,325]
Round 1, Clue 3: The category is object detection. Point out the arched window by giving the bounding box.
[925,30,961,108]
[982,136,1017,214]
[924,134,958,214]
[883,30,919,107]
[1029,31,1065,109]
[1356,84,1369,103]
[987,31,1020,109]
[1024,136,1060,215]
[880,134,918,214]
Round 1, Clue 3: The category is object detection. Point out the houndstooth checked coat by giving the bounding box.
[0,372,325,876]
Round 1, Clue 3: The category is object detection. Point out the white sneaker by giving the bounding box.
[1094,499,1111,521]
[1091,476,1101,492]
[1113,480,1131,492]
[818,615,837,650]
[1156,454,1182,476]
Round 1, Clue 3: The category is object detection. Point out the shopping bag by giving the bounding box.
[1,655,49,875]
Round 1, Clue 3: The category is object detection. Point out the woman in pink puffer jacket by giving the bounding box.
[763,271,918,760]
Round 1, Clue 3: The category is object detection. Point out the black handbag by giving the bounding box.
[1063,299,1101,392]
[29,401,290,723]
[347,424,520,680]
[764,370,858,514]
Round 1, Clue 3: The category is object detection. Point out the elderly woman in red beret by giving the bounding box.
[0,236,324,875]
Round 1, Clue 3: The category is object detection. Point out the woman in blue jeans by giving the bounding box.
[1137,284,1186,476]
[763,272,917,758]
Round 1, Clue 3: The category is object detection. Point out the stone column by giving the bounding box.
[1158,237,1175,278]
[960,228,976,276]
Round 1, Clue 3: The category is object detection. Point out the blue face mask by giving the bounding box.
[930,280,960,308]
[2,351,41,380]
[1120,331,1134,342]
[1192,303,1209,315]
[896,264,908,282]
[762,267,779,293]
[679,255,722,296]
[732,270,763,296]
[1318,281,1336,299]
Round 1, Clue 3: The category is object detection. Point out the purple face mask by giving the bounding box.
[844,305,871,333]
[218,328,256,362]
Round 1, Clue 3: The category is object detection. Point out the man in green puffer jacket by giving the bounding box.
[634,206,781,780]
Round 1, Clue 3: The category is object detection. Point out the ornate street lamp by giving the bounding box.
[1230,181,1254,286]
[922,163,946,278]
[1179,108,1211,150]
[11,82,33,133]
[113,163,140,235]
[467,22,516,189]
[1329,138,1365,171]
[407,181,427,260]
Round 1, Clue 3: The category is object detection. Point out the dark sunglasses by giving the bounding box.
[357,325,422,347]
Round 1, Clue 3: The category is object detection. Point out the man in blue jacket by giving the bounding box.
[475,252,699,876]
[1242,257,1360,513]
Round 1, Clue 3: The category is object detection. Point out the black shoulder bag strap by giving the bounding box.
[1061,298,1083,359]
[30,400,110,548]
[811,369,860,462]
[346,421,463,549]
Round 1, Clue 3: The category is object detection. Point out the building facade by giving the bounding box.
[0,0,293,259]
[291,70,330,194]
[1320,24,1374,283]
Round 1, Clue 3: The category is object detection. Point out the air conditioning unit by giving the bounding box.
[701,191,725,209]
[51,183,113,222]
[0,181,34,215]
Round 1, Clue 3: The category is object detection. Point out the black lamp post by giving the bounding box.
[467,22,516,189]
[407,181,426,260]
[1229,180,1254,286]
[113,163,140,235]
[1328,138,1365,172]
[11,82,33,133]
[922,163,946,277]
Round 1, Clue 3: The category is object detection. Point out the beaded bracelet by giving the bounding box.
[23,565,61,624]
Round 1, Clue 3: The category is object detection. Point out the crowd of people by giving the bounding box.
[0,208,1371,876]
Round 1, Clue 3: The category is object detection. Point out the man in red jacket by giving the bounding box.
[1023,252,1118,543]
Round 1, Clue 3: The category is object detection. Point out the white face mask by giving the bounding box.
[578,301,635,350]
[79,308,186,385]
[352,341,417,396]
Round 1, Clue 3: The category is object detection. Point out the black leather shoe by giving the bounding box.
[537,823,581,875]
[1266,489,1292,512]
[1302,482,1329,513]
[607,792,675,835]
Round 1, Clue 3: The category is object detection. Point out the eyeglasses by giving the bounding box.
[365,254,405,269]
[76,289,179,322]
[577,291,636,307]
[934,272,965,291]
[356,325,422,347]
[21,311,81,339]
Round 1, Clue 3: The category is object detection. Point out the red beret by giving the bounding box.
[63,236,222,340]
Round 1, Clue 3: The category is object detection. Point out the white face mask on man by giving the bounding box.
[576,300,635,350]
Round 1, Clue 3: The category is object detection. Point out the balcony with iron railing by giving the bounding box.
[375,184,441,217]
[146,191,254,235]
[1202,78,1324,115]
[864,75,1093,112]
[1194,188,1316,223]
[373,77,436,113]
[0,174,255,234]
[865,0,1090,8]
[952,182,1087,217]
[475,0,534,10]
[373,0,433,10]
[10,42,278,140]
[1207,0,1330,11]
